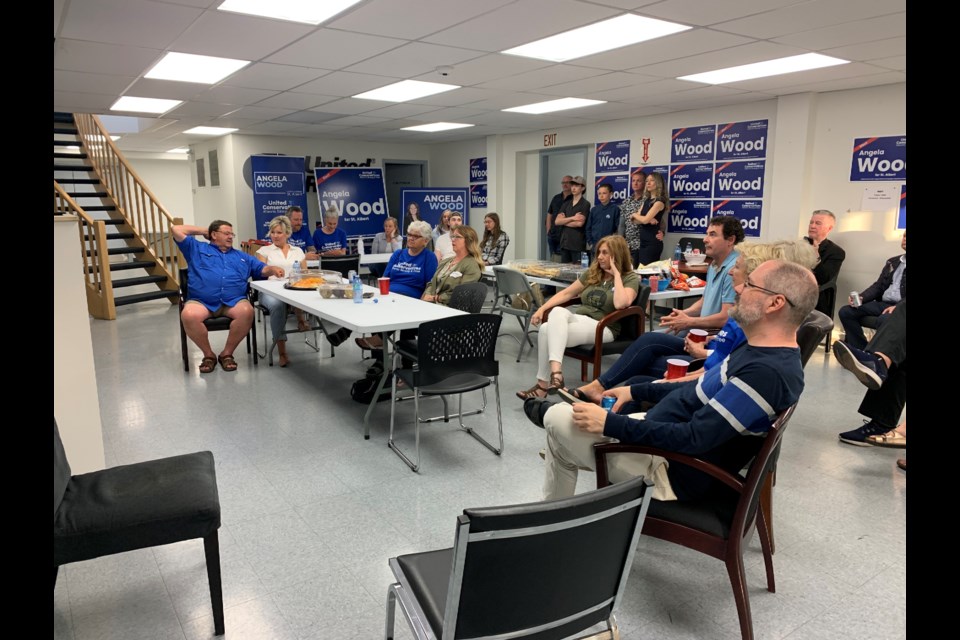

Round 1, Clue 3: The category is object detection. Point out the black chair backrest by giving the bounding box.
[817,275,839,318]
[54,420,71,520]
[735,404,796,540]
[618,284,651,341]
[796,310,834,366]
[414,313,501,387]
[678,237,706,254]
[319,254,361,278]
[447,476,653,639]
[447,281,488,313]
[179,267,189,300]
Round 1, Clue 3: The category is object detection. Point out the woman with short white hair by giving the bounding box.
[256,215,308,367]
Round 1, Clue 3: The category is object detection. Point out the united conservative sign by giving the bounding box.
[401,187,469,228]
[716,120,768,161]
[669,163,713,199]
[671,125,716,163]
[850,136,906,181]
[667,199,714,234]
[713,161,765,199]
[595,140,630,173]
[469,157,487,183]
[251,155,307,239]
[712,200,762,237]
[470,183,487,209]
[314,167,388,237]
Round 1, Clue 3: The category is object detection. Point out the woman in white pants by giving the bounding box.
[517,235,639,399]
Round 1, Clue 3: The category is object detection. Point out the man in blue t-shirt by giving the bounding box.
[174,221,284,373]
[312,206,348,256]
[531,259,818,502]
[286,206,315,256]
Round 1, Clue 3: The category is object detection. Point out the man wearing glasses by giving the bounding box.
[532,260,819,502]
[546,176,573,261]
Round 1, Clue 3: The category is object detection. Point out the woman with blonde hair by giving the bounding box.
[623,172,668,266]
[517,235,639,399]
[422,225,484,305]
[255,215,308,367]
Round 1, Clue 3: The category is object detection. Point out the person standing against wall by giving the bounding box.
[554,175,590,264]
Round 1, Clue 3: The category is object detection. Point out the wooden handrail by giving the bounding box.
[71,114,183,282]
[54,182,116,320]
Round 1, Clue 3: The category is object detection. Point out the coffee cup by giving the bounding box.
[378,277,390,295]
[666,358,690,379]
[688,329,708,343]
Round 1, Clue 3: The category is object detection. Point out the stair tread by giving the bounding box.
[114,290,178,306]
[54,152,87,159]
[91,260,156,272]
[86,247,145,256]
[54,178,100,184]
[67,192,109,198]
[54,127,78,135]
[111,275,169,288]
[54,164,93,171]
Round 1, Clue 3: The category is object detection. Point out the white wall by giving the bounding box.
[427,137,488,240]
[126,155,196,225]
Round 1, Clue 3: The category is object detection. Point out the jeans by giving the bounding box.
[597,332,685,389]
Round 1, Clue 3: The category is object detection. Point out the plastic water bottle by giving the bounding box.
[580,251,589,268]
[673,243,682,264]
[685,241,693,255]
[352,274,363,304]
[290,259,301,282]
[356,236,365,256]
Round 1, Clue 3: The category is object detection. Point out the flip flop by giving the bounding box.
[199,356,217,374]
[865,429,906,449]
[218,354,238,372]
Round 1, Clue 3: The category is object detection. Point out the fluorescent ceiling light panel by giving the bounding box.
[678,53,850,84]
[354,80,460,102]
[503,97,605,114]
[145,52,250,84]
[402,122,474,132]
[167,147,190,153]
[218,0,363,26]
[502,14,691,62]
[182,126,239,135]
[110,96,183,114]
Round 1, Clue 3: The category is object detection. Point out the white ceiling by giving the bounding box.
[54,0,906,153]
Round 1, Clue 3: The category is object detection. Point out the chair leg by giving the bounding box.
[760,473,775,554]
[580,360,588,382]
[459,382,504,456]
[203,531,226,636]
[53,565,59,590]
[385,583,398,640]
[756,505,777,593]
[180,319,189,372]
[725,549,755,640]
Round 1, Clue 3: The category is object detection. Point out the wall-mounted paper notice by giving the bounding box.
[860,184,900,212]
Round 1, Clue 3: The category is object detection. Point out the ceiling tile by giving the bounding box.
[192,85,279,104]
[168,10,315,60]
[58,0,202,49]
[295,72,398,97]
[223,63,333,92]
[327,0,515,39]
[254,92,340,110]
[55,70,135,95]
[54,39,162,76]
[772,14,906,51]
[714,0,905,39]
[307,98,388,115]
[345,42,485,78]
[478,64,596,91]
[265,28,407,68]
[165,101,239,118]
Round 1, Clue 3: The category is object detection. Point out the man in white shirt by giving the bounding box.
[433,211,462,261]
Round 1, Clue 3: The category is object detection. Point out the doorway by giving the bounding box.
[384,161,427,222]
[539,148,588,259]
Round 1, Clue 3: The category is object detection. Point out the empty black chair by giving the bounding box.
[178,268,257,371]
[816,274,839,352]
[490,266,541,362]
[53,420,225,635]
[385,475,654,639]
[389,313,503,472]
[318,253,361,279]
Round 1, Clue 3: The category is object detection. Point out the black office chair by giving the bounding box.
[594,404,798,640]
[179,269,257,371]
[388,313,503,472]
[318,253,361,279]
[490,266,541,362]
[816,274,839,352]
[385,475,654,640]
[54,420,225,635]
[394,282,490,362]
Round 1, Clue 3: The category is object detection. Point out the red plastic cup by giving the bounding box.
[378,277,390,295]
[666,358,690,380]
[688,329,708,343]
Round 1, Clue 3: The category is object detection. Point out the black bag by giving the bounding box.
[350,365,392,403]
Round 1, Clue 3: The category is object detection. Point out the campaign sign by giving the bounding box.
[667,199,714,234]
[850,136,906,181]
[671,125,716,163]
[595,140,630,173]
[594,174,630,205]
[314,167,388,237]
[469,157,487,183]
[897,185,906,230]
[470,183,487,209]
[401,187,469,229]
[712,200,762,237]
[251,155,307,239]
[669,163,713,198]
[716,120,768,161]
[713,160,765,199]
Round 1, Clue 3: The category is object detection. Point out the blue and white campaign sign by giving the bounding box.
[594,174,630,205]
[897,185,906,230]
[716,120,768,161]
[667,199,714,234]
[314,167,388,237]
[469,157,487,183]
[470,183,487,209]
[850,136,906,181]
[595,140,630,173]
[401,188,469,229]
[671,125,716,163]
[251,155,308,239]
[712,200,762,237]
[669,163,713,198]
[713,160,765,199]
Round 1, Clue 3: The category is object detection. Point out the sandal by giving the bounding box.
[278,353,290,368]
[865,429,906,449]
[297,318,311,332]
[218,354,238,372]
[198,356,217,374]
[546,372,565,395]
[516,384,549,400]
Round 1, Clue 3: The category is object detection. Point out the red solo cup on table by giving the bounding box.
[666,358,690,379]
[378,277,391,295]
[688,329,708,343]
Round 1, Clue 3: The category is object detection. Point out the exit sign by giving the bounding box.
[544,133,557,147]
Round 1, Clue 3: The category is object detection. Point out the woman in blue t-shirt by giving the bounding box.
[311,206,348,256]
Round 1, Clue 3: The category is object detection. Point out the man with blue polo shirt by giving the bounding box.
[174,220,284,374]
[286,206,315,256]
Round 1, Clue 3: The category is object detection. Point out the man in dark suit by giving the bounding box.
[838,231,906,349]
[805,209,846,316]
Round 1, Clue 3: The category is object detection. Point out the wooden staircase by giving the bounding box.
[54,112,182,319]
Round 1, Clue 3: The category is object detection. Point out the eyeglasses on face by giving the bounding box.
[450,234,464,240]
[407,234,424,239]
[743,279,795,307]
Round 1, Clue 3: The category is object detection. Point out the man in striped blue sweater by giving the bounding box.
[539,260,818,501]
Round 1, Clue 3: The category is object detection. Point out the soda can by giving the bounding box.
[649,275,659,291]
[601,396,616,411]
[850,291,862,307]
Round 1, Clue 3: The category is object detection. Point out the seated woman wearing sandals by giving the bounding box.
[422,225,484,304]
[255,215,308,368]
[480,212,510,266]
[517,235,639,400]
